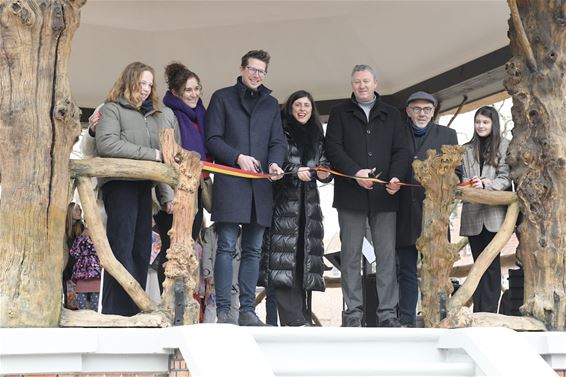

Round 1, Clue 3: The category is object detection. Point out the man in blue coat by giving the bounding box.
[396,91,459,327]
[326,65,410,327]
[205,50,286,326]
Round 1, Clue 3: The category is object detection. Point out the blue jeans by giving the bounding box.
[215,222,265,314]
[397,245,418,326]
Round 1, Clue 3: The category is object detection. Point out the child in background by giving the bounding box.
[64,202,85,309]
[69,204,102,311]
[146,219,162,304]
[150,220,162,268]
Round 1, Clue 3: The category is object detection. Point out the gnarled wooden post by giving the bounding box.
[76,176,157,313]
[159,129,202,325]
[64,155,197,327]
[0,0,84,327]
[504,0,566,330]
[413,145,462,328]
[448,193,518,313]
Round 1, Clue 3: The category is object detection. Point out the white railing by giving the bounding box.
[0,326,562,376]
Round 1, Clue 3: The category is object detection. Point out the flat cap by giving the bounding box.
[407,91,437,107]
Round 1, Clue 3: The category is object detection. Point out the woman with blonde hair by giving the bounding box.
[96,61,172,316]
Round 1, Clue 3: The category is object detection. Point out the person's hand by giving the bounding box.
[386,177,401,195]
[237,154,260,172]
[88,110,101,136]
[297,167,312,182]
[162,201,173,214]
[269,163,284,181]
[355,169,374,190]
[316,170,331,180]
[471,176,483,189]
[480,177,492,188]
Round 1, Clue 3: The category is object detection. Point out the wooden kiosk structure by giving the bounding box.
[0,0,565,334]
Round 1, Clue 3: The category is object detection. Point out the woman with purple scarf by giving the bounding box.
[153,62,210,292]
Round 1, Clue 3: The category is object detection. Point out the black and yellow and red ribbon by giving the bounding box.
[456,180,475,188]
[310,166,421,187]
[202,161,423,187]
[203,161,273,179]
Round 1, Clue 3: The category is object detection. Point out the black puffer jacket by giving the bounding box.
[262,119,332,292]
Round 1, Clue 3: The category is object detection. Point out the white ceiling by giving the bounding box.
[69,0,510,108]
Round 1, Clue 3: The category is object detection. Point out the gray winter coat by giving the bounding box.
[96,98,174,204]
[161,106,182,143]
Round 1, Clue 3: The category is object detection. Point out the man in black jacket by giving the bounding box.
[326,65,410,327]
[396,91,459,327]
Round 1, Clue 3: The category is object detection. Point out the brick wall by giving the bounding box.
[169,349,191,377]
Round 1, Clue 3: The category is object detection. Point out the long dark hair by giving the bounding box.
[469,106,502,167]
[282,90,323,135]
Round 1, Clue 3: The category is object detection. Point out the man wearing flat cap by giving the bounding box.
[396,91,460,327]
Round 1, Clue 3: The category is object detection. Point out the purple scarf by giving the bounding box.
[163,90,208,161]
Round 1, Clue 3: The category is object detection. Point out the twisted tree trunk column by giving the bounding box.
[0,0,83,327]
[504,0,566,330]
[159,129,202,325]
[413,145,462,327]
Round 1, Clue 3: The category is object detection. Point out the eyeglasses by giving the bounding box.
[409,106,434,115]
[245,66,267,78]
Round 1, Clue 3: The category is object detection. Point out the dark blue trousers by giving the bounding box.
[101,180,152,316]
[397,245,418,326]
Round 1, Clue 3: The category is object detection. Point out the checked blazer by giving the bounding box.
[459,138,512,236]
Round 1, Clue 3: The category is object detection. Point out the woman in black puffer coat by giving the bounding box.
[263,90,332,326]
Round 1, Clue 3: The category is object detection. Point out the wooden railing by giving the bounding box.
[414,145,545,330]
[62,129,201,327]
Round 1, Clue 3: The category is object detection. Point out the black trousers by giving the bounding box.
[153,188,203,293]
[469,226,501,313]
[274,279,312,326]
[101,180,153,316]
[273,198,312,326]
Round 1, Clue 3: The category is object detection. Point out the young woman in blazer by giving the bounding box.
[460,106,511,313]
